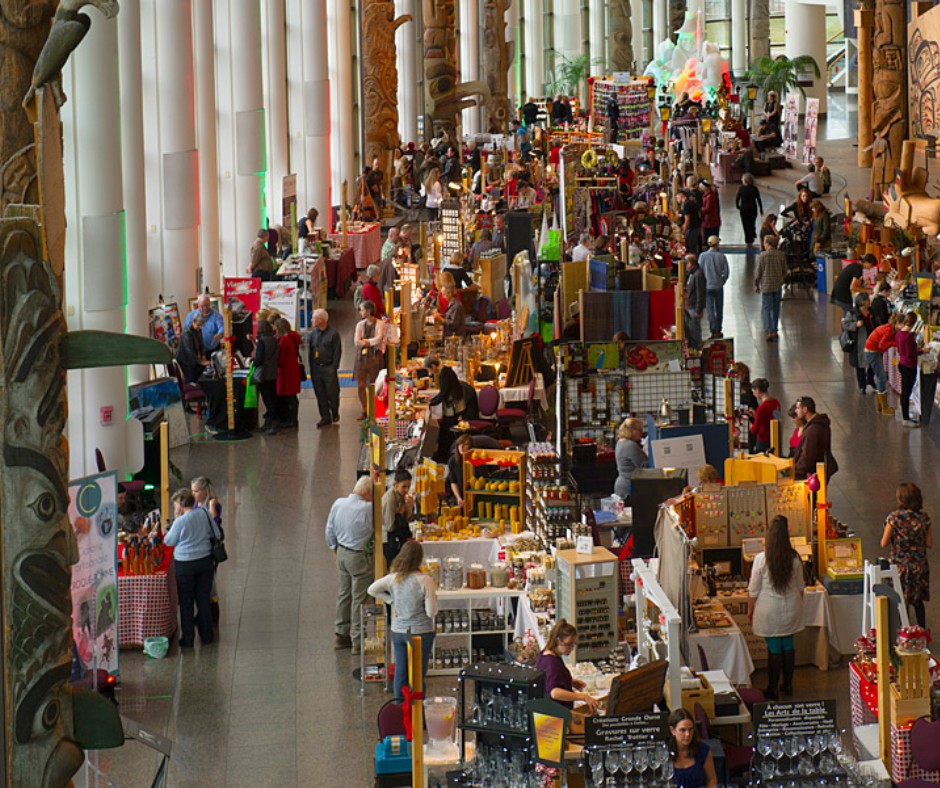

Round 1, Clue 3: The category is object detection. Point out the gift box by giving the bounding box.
[891,721,940,784]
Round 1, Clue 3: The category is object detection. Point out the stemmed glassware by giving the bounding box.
[785,735,802,776]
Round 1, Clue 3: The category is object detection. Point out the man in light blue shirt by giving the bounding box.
[326,477,375,654]
[184,294,225,354]
[698,236,730,339]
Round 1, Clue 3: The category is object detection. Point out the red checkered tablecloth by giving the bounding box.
[118,569,177,647]
[328,224,381,270]
[892,721,940,784]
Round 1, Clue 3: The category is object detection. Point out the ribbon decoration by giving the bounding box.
[401,685,423,740]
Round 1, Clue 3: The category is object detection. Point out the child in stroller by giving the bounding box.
[778,218,816,296]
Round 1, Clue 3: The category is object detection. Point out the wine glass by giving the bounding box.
[757,736,773,761]
[786,735,802,776]
[828,731,844,757]
[605,749,620,780]
[660,759,674,785]
[771,738,786,776]
[798,754,814,777]
[619,748,634,776]
[760,759,776,783]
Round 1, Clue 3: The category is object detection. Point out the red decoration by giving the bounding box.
[401,686,424,741]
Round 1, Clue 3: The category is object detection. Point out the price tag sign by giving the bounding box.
[576,535,594,555]
[585,712,668,749]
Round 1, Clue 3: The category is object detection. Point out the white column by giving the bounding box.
[156,0,200,303]
[62,9,137,480]
[302,0,332,215]
[652,0,666,53]
[632,0,644,70]
[524,0,544,98]
[328,0,354,197]
[506,0,520,108]
[117,0,150,385]
[194,0,221,291]
[590,0,605,70]
[264,0,290,227]
[556,0,580,61]
[730,0,746,78]
[396,0,417,143]
[460,0,480,135]
[785,0,827,114]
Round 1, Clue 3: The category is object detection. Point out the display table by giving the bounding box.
[117,545,177,647]
[326,248,357,297]
[710,150,744,184]
[420,536,502,567]
[689,620,756,686]
[328,223,381,270]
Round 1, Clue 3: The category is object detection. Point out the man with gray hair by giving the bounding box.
[381,227,400,261]
[326,476,375,654]
[572,232,592,262]
[308,308,342,427]
[361,264,386,317]
[183,293,224,353]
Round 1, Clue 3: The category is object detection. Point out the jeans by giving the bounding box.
[174,555,215,646]
[706,289,724,335]
[864,351,887,394]
[311,367,340,421]
[900,363,917,421]
[334,546,374,646]
[391,630,435,701]
[685,309,703,349]
[761,290,782,334]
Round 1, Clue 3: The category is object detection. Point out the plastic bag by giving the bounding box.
[244,363,259,409]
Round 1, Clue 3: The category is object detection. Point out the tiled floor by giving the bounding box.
[77,107,940,787]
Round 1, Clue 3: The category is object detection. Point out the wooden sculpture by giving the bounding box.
[885,140,940,234]
[608,0,635,73]
[423,0,490,140]
[482,0,512,133]
[669,0,687,38]
[361,0,411,171]
[870,0,907,191]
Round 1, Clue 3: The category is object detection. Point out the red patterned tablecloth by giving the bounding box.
[326,248,357,298]
[328,223,381,270]
[892,721,940,784]
[117,545,177,647]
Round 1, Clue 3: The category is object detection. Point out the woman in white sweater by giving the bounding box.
[748,515,804,699]
[368,540,438,701]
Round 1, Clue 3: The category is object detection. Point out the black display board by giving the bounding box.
[585,712,669,749]
[506,211,535,265]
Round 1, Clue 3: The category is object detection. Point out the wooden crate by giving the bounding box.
[478,253,506,303]
[665,671,715,718]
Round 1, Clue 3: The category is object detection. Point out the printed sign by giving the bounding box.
[223,277,263,330]
[260,280,300,327]
[148,302,182,353]
[526,698,572,768]
[783,92,800,160]
[802,98,820,164]
[753,699,838,740]
[585,712,669,748]
[70,471,120,676]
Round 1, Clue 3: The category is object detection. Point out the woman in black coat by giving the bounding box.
[429,366,466,461]
[253,319,281,434]
[176,314,208,384]
[735,173,764,247]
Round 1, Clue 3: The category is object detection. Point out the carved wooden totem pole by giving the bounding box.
[0,2,167,784]
[870,0,907,197]
[608,0,634,73]
[482,0,512,133]
[423,0,490,140]
[362,0,411,172]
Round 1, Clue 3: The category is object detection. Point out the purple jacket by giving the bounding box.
[896,330,919,369]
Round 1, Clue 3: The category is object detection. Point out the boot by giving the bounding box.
[764,653,781,700]
[876,392,895,416]
[874,391,884,414]
[781,650,796,697]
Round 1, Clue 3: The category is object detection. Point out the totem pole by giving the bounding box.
[608,0,634,73]
[870,0,907,195]
[482,0,513,133]
[0,2,169,784]
[423,0,490,140]
[361,0,411,175]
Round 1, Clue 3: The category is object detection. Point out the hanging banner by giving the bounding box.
[782,92,800,160]
[70,471,120,676]
[802,98,820,164]
[260,280,300,327]
[223,277,262,329]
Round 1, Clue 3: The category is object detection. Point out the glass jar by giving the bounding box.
[467,562,487,589]
[423,557,441,587]
[489,561,510,587]
[442,556,463,590]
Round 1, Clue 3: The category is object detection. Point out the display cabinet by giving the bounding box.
[525,443,580,545]
[359,603,389,694]
[463,449,525,531]
[555,547,619,663]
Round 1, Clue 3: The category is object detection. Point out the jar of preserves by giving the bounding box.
[466,562,487,589]
[489,561,510,588]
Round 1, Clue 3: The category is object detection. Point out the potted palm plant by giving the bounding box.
[745,54,821,101]
[546,51,601,106]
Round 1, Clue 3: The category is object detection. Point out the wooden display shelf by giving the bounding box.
[463,449,526,529]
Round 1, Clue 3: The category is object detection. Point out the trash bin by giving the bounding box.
[816,256,827,293]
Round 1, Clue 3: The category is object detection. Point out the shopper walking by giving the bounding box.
[881,483,932,628]
[896,312,923,428]
[164,489,218,648]
[428,363,466,461]
[700,180,721,242]
[668,708,718,788]
[353,301,387,421]
[735,173,763,247]
[368,540,437,701]
[678,190,703,257]
[684,254,706,349]
[749,378,781,453]
[614,417,648,500]
[792,396,838,480]
[326,476,375,655]
[864,313,899,416]
[754,235,788,341]
[699,236,730,339]
[274,318,302,429]
[841,293,875,394]
[308,309,342,427]
[252,319,280,434]
[748,515,804,699]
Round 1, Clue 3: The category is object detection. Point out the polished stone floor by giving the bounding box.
[77,117,940,788]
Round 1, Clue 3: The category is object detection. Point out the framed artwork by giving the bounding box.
[148,303,182,353]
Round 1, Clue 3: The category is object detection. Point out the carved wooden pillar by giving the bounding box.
[608,0,634,73]
[362,0,411,172]
[871,0,907,179]
[856,8,874,167]
[483,0,512,133]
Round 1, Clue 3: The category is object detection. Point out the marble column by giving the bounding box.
[117,0,151,384]
[303,0,332,218]
[397,0,418,143]
[194,0,221,291]
[62,9,138,480]
[524,0,544,99]
[157,0,200,301]
[652,0,666,54]
[265,0,291,232]
[785,0,827,114]
[730,0,746,78]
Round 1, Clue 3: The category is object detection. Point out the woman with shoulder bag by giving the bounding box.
[192,477,224,628]
[164,489,218,648]
[354,300,387,420]
[253,319,280,434]
[841,293,874,394]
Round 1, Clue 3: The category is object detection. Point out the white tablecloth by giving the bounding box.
[420,537,502,567]
[689,622,756,686]
[514,592,551,646]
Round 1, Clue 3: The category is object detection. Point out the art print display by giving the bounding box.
[149,302,182,353]
[802,99,819,164]
[782,92,800,159]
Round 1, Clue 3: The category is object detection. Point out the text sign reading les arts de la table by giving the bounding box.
[752,699,838,740]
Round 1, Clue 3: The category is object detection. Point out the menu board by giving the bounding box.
[585,713,669,748]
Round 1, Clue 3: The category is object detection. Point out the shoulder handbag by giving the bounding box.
[838,328,855,354]
[202,508,228,564]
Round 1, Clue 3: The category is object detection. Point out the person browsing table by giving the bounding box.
[184,293,225,354]
[535,620,599,712]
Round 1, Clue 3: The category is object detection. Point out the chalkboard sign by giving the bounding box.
[752,700,838,740]
[585,712,669,749]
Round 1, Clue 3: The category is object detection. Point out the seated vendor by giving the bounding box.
[536,620,599,712]
[668,708,718,788]
[447,434,474,506]
[439,285,466,337]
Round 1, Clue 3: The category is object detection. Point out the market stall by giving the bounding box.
[328,220,382,270]
[117,542,177,647]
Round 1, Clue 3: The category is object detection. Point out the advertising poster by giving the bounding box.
[802,98,820,164]
[260,280,300,327]
[223,277,262,329]
[148,302,182,353]
[70,471,120,676]
[783,92,800,160]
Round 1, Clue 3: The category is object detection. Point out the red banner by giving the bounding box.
[223,277,262,330]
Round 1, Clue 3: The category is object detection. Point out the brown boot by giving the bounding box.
[876,392,895,416]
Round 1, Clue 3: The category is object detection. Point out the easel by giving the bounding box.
[505,338,537,388]
[862,559,910,634]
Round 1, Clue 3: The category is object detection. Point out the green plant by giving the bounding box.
[545,52,599,97]
[744,55,822,100]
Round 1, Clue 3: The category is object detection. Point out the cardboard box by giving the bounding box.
[665,671,715,719]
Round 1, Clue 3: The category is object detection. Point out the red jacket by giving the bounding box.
[864,323,896,354]
[702,189,721,228]
[750,397,780,443]
[276,331,303,396]
[361,281,386,317]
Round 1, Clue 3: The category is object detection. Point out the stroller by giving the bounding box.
[779,218,816,299]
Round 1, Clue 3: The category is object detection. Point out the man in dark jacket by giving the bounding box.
[793,396,838,479]
[308,308,343,427]
[522,99,539,127]
[684,253,706,349]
